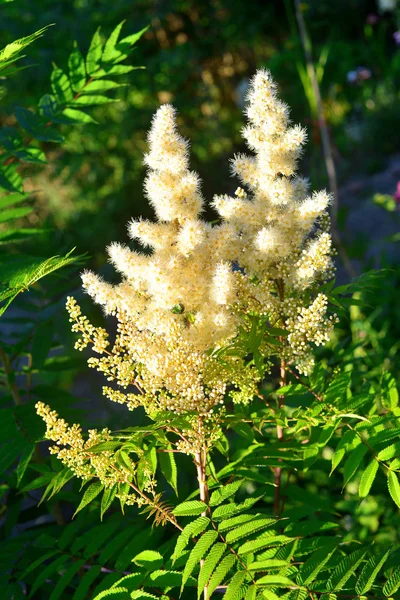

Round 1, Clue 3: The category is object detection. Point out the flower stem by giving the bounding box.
[195,442,209,599]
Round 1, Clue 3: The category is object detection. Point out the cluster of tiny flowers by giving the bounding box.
[35,402,156,505]
[211,69,337,374]
[37,69,338,461]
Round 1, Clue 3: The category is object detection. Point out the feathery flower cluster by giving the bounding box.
[37,70,338,464]
[211,69,338,374]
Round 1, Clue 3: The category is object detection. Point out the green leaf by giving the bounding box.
[325,371,351,405]
[100,484,117,520]
[225,517,276,544]
[68,43,86,91]
[257,575,296,587]
[72,95,116,105]
[343,444,367,486]
[0,206,32,223]
[326,548,367,592]
[172,516,209,563]
[30,555,69,596]
[387,471,400,508]
[15,107,63,142]
[0,192,28,209]
[381,372,399,410]
[159,447,178,494]
[330,430,357,474]
[148,570,193,588]
[73,481,104,516]
[16,444,35,485]
[218,513,259,532]
[224,570,246,600]
[72,566,102,600]
[378,442,400,461]
[102,21,126,62]
[51,67,73,103]
[209,479,243,506]
[92,589,129,600]
[118,26,149,49]
[173,500,206,517]
[383,565,400,597]
[83,79,126,92]
[207,554,236,598]
[101,64,142,76]
[212,496,263,520]
[296,540,338,586]
[245,587,257,600]
[133,550,163,570]
[248,559,290,571]
[358,459,379,498]
[62,108,98,124]
[86,27,103,75]
[49,559,86,600]
[197,543,226,599]
[355,550,390,595]
[181,530,218,592]
[238,534,293,556]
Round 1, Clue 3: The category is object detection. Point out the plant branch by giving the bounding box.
[195,439,209,600]
[274,279,286,516]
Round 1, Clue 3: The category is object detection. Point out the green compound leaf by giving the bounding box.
[355,549,390,595]
[73,481,104,517]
